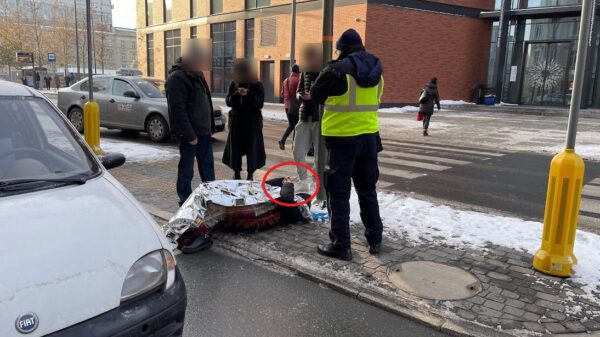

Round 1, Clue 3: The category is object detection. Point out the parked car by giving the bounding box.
[0,80,186,337]
[57,75,226,142]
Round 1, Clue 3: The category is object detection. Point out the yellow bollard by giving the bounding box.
[533,149,585,277]
[83,100,103,155]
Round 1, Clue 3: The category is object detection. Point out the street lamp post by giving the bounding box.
[290,0,297,65]
[317,0,334,201]
[74,0,81,80]
[83,0,102,155]
[532,0,594,277]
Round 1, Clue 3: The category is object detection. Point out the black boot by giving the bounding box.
[234,171,241,180]
[247,171,254,181]
[369,243,382,255]
[423,129,429,136]
[317,244,352,261]
[278,140,285,150]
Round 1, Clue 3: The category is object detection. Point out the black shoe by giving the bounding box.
[317,244,352,261]
[181,236,213,254]
[278,140,285,150]
[423,130,429,136]
[369,243,382,255]
[234,172,241,180]
[247,172,254,181]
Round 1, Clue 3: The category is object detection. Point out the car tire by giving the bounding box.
[68,107,84,133]
[146,114,170,143]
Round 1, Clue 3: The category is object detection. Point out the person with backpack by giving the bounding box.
[278,64,301,150]
[166,43,216,206]
[419,77,441,136]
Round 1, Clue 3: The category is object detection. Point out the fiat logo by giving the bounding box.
[15,312,38,334]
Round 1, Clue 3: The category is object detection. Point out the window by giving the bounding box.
[190,0,198,18]
[131,41,136,49]
[191,26,197,39]
[211,0,222,14]
[245,19,254,59]
[147,33,154,77]
[121,53,126,62]
[121,40,125,48]
[112,79,136,97]
[211,22,236,94]
[145,0,153,26]
[260,18,276,46]
[79,77,110,93]
[164,0,172,22]
[246,0,270,9]
[164,29,181,78]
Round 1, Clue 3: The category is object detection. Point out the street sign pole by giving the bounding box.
[532,0,593,277]
[290,0,297,65]
[83,0,102,155]
[74,0,81,79]
[317,0,334,201]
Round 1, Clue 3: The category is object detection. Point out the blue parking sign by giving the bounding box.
[48,53,56,63]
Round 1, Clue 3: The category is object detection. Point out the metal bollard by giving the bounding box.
[83,100,103,155]
[533,149,584,277]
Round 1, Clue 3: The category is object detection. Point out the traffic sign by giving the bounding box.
[16,51,32,63]
[48,53,56,63]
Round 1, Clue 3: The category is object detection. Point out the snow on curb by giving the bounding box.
[101,139,177,162]
[379,106,420,113]
[346,191,600,298]
[541,145,600,162]
[261,108,288,121]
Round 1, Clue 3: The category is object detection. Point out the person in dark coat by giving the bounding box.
[54,73,61,89]
[222,60,266,181]
[44,74,51,90]
[34,72,40,89]
[278,64,301,150]
[166,43,216,206]
[419,77,441,136]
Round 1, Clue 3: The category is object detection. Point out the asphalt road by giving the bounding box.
[178,249,447,337]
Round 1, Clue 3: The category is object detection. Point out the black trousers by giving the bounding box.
[325,133,383,249]
[280,108,299,143]
[423,112,433,130]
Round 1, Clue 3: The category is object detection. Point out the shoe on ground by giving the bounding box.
[369,243,382,255]
[278,140,285,150]
[182,236,213,254]
[317,243,352,261]
[423,130,429,136]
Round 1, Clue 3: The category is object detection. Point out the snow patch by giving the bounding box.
[440,100,474,105]
[541,144,600,162]
[378,106,419,113]
[261,108,288,121]
[102,139,177,162]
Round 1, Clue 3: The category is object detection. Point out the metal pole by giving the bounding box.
[494,0,510,103]
[566,0,594,149]
[317,0,334,201]
[290,0,297,65]
[86,0,93,100]
[74,0,81,80]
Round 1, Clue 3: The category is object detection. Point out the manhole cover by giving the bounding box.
[387,261,481,300]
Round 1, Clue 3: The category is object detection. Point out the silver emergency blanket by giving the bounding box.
[162,180,311,247]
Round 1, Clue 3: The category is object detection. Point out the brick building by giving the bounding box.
[136,0,494,105]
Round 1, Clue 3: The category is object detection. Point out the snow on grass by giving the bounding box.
[101,139,177,162]
[344,190,600,298]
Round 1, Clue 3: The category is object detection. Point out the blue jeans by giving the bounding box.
[325,134,383,249]
[177,134,215,205]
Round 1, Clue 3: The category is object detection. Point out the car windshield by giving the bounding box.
[135,79,165,98]
[0,97,99,192]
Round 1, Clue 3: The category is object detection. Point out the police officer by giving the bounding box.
[310,29,384,261]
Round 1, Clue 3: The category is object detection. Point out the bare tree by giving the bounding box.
[0,0,25,80]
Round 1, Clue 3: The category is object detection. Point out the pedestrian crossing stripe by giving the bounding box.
[381,141,505,157]
[583,184,600,198]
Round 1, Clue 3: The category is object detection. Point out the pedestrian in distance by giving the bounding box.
[310,28,385,261]
[54,73,60,89]
[222,60,267,181]
[166,41,216,206]
[69,72,75,86]
[44,74,51,90]
[278,64,301,151]
[419,77,441,136]
[34,72,40,89]
[293,46,322,183]
[21,76,27,86]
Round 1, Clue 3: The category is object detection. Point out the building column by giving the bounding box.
[494,0,511,103]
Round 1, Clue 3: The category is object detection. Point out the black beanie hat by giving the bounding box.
[292,64,300,73]
[336,29,364,52]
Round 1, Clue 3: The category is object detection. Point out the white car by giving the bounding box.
[0,81,187,337]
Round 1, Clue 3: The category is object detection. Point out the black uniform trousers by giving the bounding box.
[324,133,383,249]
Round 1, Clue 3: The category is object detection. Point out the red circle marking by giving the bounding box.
[261,161,320,207]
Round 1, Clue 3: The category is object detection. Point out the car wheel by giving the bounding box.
[68,107,84,133]
[146,115,170,143]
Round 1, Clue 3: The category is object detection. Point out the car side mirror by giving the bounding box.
[99,152,126,170]
[123,90,139,99]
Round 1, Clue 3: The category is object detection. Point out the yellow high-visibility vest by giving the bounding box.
[322,74,383,137]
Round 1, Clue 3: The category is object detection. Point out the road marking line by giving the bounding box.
[382,141,504,157]
[378,166,425,179]
[580,198,599,214]
[381,152,471,166]
[589,178,600,186]
[377,180,396,188]
[379,156,451,171]
[583,184,600,198]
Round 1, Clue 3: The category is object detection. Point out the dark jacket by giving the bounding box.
[222,80,267,173]
[297,71,320,122]
[419,83,440,115]
[166,58,215,142]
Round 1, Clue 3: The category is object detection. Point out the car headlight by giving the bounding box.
[120,249,177,302]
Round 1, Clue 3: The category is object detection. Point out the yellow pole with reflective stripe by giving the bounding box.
[532,0,592,277]
[84,100,102,155]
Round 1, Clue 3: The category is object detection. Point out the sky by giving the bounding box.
[112,0,137,29]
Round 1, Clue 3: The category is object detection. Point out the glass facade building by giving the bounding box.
[487,1,600,107]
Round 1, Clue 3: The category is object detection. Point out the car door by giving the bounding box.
[78,78,110,125]
[108,78,142,130]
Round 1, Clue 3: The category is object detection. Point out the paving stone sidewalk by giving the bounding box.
[112,159,600,337]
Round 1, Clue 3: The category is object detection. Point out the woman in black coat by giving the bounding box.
[222,61,267,180]
[419,77,441,137]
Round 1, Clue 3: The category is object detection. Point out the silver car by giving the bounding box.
[57,75,225,142]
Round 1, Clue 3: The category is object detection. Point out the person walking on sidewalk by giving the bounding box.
[222,60,266,181]
[166,43,216,206]
[54,73,61,89]
[293,47,322,183]
[310,29,384,261]
[278,64,301,150]
[419,77,441,136]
